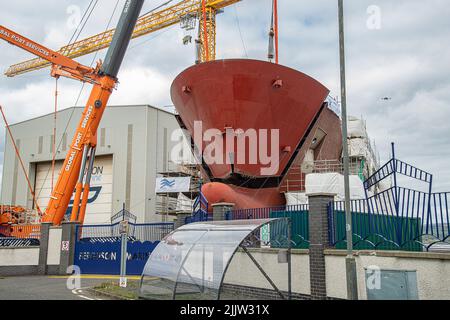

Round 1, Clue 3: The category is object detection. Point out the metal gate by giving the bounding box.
[74,222,174,275]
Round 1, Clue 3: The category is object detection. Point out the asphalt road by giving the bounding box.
[0,275,115,300]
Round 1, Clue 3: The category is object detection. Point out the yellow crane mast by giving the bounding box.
[5,0,241,77]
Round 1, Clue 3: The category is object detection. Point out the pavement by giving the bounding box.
[0,275,139,300]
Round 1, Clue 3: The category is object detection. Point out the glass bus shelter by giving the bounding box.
[139,218,292,300]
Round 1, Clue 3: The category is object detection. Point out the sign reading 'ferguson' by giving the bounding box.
[155,177,191,193]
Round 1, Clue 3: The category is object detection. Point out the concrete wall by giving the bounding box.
[46,227,62,266]
[0,105,180,223]
[225,248,311,296]
[0,247,40,276]
[325,250,450,300]
[224,248,450,300]
[0,223,77,276]
[0,247,39,267]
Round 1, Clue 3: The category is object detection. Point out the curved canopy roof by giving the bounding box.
[139,219,289,300]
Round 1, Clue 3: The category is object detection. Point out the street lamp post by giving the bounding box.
[338,0,358,300]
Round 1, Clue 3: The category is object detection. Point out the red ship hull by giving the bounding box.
[201,183,286,210]
[171,59,330,209]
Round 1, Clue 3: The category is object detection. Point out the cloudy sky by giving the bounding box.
[0,0,449,192]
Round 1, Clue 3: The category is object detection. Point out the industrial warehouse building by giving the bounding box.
[0,105,182,224]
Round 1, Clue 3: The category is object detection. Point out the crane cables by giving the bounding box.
[51,78,58,193]
[233,4,248,58]
[140,0,174,16]
[0,106,42,215]
[268,0,279,63]
[273,0,279,64]
[36,0,120,204]
[129,0,177,51]
[50,0,99,194]
[39,0,100,202]
[63,0,99,55]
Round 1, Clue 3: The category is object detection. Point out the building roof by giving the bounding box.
[9,104,176,127]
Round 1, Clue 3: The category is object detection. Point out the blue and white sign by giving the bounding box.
[155,177,191,193]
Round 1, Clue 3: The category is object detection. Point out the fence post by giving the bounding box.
[426,176,433,234]
[38,222,52,275]
[307,192,336,300]
[59,221,79,275]
[212,203,235,221]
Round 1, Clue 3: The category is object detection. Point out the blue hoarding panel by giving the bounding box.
[74,239,159,275]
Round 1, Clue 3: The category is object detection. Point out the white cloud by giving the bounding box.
[0,80,83,123]
[111,67,173,107]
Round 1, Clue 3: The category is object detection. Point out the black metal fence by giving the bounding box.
[329,190,449,251]
[219,190,450,252]
[77,222,174,242]
[229,204,309,220]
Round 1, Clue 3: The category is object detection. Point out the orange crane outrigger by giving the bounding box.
[0,0,145,226]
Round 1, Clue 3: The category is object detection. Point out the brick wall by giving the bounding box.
[308,194,334,300]
[221,283,342,300]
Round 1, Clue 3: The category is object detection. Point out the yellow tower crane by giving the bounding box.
[5,0,241,77]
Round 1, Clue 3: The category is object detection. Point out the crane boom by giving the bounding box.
[0,25,96,82]
[0,25,82,71]
[5,0,241,77]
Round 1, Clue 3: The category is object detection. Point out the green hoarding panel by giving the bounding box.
[270,210,309,249]
[269,209,422,252]
[329,211,422,251]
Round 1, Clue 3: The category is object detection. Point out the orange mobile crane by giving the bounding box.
[0,0,145,230]
[1,0,243,234]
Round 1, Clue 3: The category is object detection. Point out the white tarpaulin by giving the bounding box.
[349,138,368,158]
[305,173,366,201]
[348,117,367,139]
[155,177,191,193]
[285,192,309,205]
